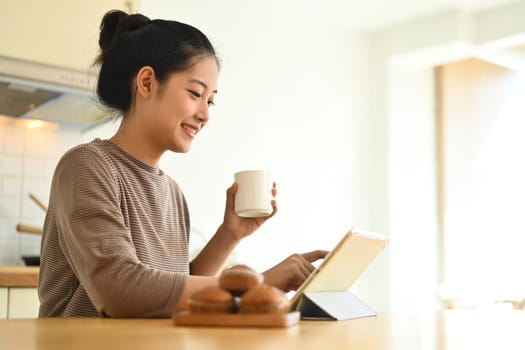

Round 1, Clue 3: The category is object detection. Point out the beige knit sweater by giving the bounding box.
[38,139,190,318]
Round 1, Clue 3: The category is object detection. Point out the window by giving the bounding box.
[437,58,525,308]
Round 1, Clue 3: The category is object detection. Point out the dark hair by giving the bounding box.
[95,10,218,114]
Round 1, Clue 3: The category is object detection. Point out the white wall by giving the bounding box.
[139,1,391,309]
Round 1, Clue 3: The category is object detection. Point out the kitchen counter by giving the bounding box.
[0,266,39,287]
[1,310,525,350]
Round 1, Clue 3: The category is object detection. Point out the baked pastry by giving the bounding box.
[239,284,290,314]
[219,264,264,296]
[188,286,234,313]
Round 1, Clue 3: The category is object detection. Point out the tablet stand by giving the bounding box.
[297,291,376,320]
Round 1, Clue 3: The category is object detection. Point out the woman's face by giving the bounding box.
[144,56,219,154]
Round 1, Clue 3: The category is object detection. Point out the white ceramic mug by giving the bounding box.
[234,170,272,218]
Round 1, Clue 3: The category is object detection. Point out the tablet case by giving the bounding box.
[291,229,388,320]
[295,291,376,320]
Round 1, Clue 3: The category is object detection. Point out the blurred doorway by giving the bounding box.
[436,58,525,309]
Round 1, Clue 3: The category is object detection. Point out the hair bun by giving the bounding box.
[95,10,217,115]
[98,10,150,51]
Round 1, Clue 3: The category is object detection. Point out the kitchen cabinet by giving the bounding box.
[0,267,40,319]
[8,288,39,319]
[0,0,140,70]
[0,287,39,319]
[0,288,7,318]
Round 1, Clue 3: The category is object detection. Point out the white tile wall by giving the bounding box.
[0,119,82,265]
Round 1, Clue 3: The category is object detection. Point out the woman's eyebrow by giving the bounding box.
[189,79,218,93]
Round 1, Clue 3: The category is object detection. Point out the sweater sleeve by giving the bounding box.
[53,147,187,317]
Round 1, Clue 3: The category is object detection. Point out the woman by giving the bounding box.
[38,10,327,318]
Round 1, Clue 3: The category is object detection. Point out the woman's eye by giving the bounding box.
[188,90,201,98]
[207,101,215,107]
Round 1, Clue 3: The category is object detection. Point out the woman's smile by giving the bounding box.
[181,123,199,139]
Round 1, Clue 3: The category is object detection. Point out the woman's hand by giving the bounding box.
[262,250,329,292]
[218,182,278,242]
[192,182,277,276]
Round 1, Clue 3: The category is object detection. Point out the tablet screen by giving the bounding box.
[290,229,388,308]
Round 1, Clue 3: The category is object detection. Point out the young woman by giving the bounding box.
[38,10,327,318]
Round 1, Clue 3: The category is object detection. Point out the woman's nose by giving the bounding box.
[196,103,209,123]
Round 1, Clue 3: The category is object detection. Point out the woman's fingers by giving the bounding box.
[264,249,329,291]
[288,253,317,286]
[265,199,278,219]
[302,250,329,263]
[290,250,329,288]
[296,257,312,278]
[225,182,237,213]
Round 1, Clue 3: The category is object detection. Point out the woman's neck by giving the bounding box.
[109,120,163,168]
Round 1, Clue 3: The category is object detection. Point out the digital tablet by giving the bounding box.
[290,228,388,309]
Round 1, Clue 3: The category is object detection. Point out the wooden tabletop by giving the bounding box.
[1,310,525,350]
[0,266,39,287]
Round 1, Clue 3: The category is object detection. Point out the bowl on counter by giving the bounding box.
[21,255,40,266]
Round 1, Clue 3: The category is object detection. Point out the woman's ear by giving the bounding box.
[135,66,156,98]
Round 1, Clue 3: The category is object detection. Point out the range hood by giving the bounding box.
[0,54,104,130]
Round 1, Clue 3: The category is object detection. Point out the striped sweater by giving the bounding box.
[38,139,190,318]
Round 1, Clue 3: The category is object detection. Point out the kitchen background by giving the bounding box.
[2,0,525,314]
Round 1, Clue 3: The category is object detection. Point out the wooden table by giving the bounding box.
[1,310,525,350]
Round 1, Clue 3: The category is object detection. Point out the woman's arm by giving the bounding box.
[175,275,219,311]
[190,182,278,275]
[188,182,328,293]
[189,224,240,275]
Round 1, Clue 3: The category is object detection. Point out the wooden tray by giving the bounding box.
[174,311,300,328]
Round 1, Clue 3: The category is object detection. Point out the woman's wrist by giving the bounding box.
[215,224,242,247]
